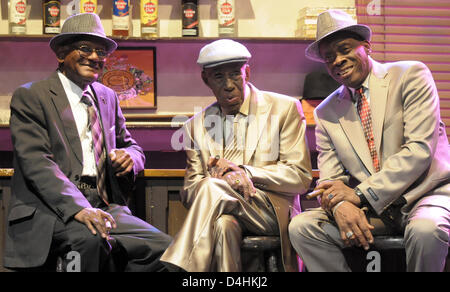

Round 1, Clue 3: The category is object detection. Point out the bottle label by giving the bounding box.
[182,1,198,35]
[218,0,235,27]
[141,0,158,26]
[80,0,97,14]
[113,0,130,30]
[9,0,27,25]
[44,1,61,32]
[11,26,26,33]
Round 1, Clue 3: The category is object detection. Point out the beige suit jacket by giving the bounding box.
[314,58,450,217]
[182,83,312,271]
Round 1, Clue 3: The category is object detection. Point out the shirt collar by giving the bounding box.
[349,72,371,102]
[238,84,251,116]
[57,71,93,101]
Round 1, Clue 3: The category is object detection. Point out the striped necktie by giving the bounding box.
[223,115,244,165]
[356,87,380,172]
[81,92,108,204]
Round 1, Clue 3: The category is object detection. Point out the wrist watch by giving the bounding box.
[354,187,369,207]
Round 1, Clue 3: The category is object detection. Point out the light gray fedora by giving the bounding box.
[305,9,372,63]
[49,13,117,53]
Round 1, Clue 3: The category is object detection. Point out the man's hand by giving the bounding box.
[317,180,361,211]
[333,201,374,250]
[74,208,117,238]
[223,169,256,202]
[207,156,256,202]
[207,156,233,178]
[109,149,134,177]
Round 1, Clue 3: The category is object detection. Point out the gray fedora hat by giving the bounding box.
[305,9,372,63]
[50,13,117,53]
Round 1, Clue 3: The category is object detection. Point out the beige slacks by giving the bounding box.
[160,177,279,272]
[288,195,450,272]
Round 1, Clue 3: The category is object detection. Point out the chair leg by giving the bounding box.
[445,255,450,272]
[266,251,278,272]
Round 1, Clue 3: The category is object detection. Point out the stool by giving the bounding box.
[344,235,450,272]
[241,236,281,272]
[343,235,405,272]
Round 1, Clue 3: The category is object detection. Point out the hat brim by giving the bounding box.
[305,24,372,63]
[49,32,118,54]
[201,58,249,69]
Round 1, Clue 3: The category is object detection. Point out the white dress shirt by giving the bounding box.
[57,72,97,176]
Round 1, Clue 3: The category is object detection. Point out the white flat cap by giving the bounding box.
[197,39,252,68]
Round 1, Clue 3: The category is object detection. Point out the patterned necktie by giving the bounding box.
[81,92,108,204]
[356,87,380,172]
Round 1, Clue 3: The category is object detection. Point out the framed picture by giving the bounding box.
[101,47,157,109]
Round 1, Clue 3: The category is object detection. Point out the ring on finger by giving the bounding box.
[328,193,334,200]
[235,179,241,185]
[346,231,354,239]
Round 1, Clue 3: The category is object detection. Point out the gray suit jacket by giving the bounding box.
[4,71,145,268]
[314,58,450,218]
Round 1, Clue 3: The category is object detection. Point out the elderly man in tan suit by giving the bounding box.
[160,39,312,272]
[289,10,450,272]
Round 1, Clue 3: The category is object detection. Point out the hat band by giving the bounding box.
[202,57,249,68]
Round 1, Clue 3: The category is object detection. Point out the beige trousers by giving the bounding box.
[289,195,450,272]
[160,177,279,272]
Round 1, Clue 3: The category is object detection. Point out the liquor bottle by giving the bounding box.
[80,0,97,14]
[182,0,198,37]
[43,0,61,34]
[8,0,27,35]
[112,0,130,37]
[141,0,158,38]
[218,0,235,37]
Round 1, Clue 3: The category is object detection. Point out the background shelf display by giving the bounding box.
[0,0,358,126]
[0,0,356,38]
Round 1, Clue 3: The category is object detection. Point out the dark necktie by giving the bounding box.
[81,92,108,204]
[356,87,380,172]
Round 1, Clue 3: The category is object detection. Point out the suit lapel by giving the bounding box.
[244,85,272,164]
[90,83,110,152]
[48,72,83,165]
[203,103,223,159]
[369,60,390,156]
[336,87,375,173]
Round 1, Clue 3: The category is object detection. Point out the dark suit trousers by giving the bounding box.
[51,188,172,272]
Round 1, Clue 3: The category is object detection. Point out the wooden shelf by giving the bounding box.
[0,35,314,43]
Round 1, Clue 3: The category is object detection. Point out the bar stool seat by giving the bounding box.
[343,235,450,272]
[241,236,281,272]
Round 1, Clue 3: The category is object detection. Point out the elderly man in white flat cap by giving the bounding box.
[5,13,172,271]
[289,9,450,272]
[160,39,312,272]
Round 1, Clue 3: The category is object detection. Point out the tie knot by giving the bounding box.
[81,92,94,107]
[355,87,367,103]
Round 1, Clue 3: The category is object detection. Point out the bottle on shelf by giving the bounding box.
[80,0,97,14]
[218,0,235,37]
[112,0,131,37]
[181,0,198,37]
[8,0,27,35]
[43,0,61,34]
[141,0,158,38]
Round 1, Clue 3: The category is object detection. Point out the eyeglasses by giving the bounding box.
[73,45,109,59]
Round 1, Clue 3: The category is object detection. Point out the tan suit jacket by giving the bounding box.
[182,83,312,271]
[314,58,450,218]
